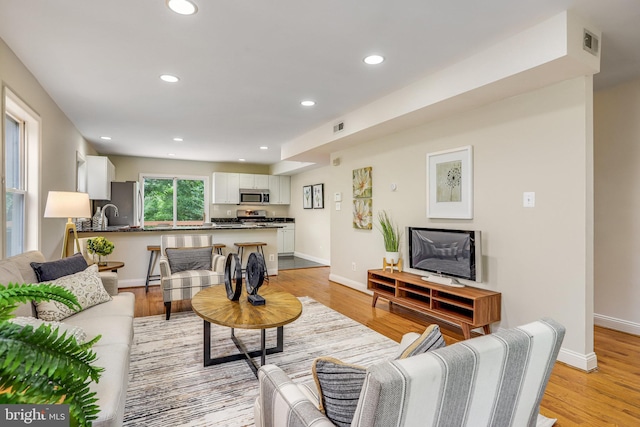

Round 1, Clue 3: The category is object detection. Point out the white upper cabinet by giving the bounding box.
[268,175,291,205]
[86,155,115,200]
[239,173,269,189]
[212,172,240,204]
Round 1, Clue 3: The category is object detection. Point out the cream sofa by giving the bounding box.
[255,318,565,427]
[0,250,135,427]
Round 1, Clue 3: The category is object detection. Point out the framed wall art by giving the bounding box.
[303,185,313,209]
[312,184,324,209]
[352,166,373,229]
[427,145,473,219]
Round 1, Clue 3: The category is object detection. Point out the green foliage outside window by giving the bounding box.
[144,178,205,224]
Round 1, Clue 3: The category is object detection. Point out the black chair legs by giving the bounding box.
[165,302,171,320]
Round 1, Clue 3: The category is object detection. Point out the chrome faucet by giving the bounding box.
[100,204,119,230]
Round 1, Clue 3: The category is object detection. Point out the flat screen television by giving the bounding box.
[407,227,482,286]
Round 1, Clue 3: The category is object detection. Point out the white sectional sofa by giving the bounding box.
[0,250,135,427]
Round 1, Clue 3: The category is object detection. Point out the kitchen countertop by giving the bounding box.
[76,218,294,233]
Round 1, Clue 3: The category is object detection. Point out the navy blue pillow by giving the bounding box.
[30,253,89,282]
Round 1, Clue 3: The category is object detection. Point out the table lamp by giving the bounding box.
[44,191,91,258]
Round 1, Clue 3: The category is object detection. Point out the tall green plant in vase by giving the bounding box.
[0,283,103,426]
[377,210,402,267]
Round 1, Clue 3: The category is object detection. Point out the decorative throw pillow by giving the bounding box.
[312,357,367,427]
[35,264,112,322]
[30,252,88,282]
[397,324,446,359]
[9,316,87,343]
[166,247,213,273]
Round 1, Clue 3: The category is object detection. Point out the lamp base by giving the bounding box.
[62,219,81,259]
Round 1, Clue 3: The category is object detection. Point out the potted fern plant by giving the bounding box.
[0,283,103,426]
[377,210,402,264]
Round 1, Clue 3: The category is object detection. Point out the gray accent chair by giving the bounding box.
[254,318,565,427]
[159,234,225,320]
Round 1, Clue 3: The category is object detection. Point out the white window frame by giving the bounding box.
[3,87,40,258]
[139,173,210,227]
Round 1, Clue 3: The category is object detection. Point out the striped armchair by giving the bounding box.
[159,234,225,320]
[255,319,565,427]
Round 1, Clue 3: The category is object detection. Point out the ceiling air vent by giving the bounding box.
[583,29,599,56]
[333,121,344,134]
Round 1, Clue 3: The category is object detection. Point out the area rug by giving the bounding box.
[123,297,399,426]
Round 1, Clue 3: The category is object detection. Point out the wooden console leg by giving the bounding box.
[372,293,379,307]
[461,324,472,340]
[483,324,492,335]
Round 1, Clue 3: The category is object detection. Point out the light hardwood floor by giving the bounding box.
[128,267,640,426]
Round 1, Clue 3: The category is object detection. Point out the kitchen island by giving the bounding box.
[73,223,283,288]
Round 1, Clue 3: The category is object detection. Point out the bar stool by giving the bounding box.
[213,243,226,255]
[145,245,161,293]
[234,242,269,279]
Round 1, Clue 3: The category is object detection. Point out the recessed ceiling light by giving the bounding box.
[260,146,268,150]
[100,136,112,141]
[173,137,184,142]
[166,0,198,15]
[301,100,316,107]
[364,55,384,65]
[168,153,176,157]
[160,74,180,83]
[239,158,246,162]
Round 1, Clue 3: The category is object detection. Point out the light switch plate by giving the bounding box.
[334,192,342,202]
[523,192,535,207]
[335,202,341,211]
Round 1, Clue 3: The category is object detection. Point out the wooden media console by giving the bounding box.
[368,269,501,339]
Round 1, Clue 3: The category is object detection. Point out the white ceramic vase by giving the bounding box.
[385,251,400,264]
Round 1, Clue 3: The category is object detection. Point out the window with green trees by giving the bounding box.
[142,175,208,226]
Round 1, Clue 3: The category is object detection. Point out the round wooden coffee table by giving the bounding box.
[192,285,302,376]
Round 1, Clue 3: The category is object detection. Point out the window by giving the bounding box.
[5,114,25,256]
[141,174,209,227]
[3,89,40,258]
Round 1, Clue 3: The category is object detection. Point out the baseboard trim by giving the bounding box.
[292,251,330,266]
[594,313,640,336]
[557,348,598,372]
[328,273,372,295]
[118,278,146,288]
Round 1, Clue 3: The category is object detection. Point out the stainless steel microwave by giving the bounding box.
[239,189,270,205]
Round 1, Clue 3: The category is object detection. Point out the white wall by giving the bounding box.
[288,168,331,264]
[0,37,97,259]
[325,77,595,369]
[594,76,640,335]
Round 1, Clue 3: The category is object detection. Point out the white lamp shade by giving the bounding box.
[44,191,91,219]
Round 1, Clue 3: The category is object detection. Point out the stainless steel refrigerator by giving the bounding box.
[97,181,142,226]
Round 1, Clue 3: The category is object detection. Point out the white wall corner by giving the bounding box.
[557,347,598,372]
[328,273,371,295]
[293,251,330,266]
[594,313,640,336]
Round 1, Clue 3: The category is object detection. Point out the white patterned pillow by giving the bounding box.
[35,264,112,321]
[9,316,87,343]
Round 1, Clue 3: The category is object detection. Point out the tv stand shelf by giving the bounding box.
[368,269,501,339]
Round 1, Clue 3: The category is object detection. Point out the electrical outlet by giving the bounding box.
[269,254,275,262]
[226,210,232,216]
[351,262,356,271]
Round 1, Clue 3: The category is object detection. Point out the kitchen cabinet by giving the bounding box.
[212,172,240,204]
[277,223,295,254]
[239,173,269,189]
[86,155,115,200]
[268,175,291,205]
